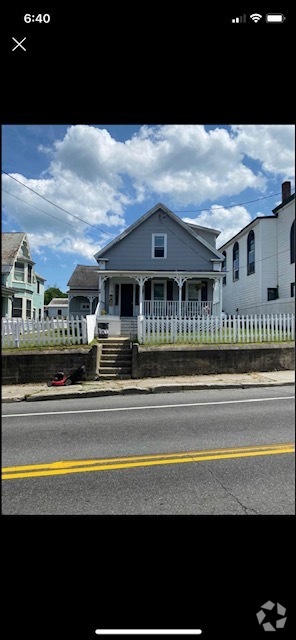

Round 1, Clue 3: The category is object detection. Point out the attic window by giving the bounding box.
[152,234,167,259]
[21,242,29,257]
[14,261,25,281]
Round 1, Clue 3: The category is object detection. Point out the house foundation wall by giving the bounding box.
[2,344,101,384]
[132,343,294,378]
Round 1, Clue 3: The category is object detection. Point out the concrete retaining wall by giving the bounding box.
[2,344,101,385]
[132,342,295,378]
[2,342,294,384]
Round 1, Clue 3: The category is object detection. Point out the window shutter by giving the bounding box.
[145,280,151,300]
[201,281,208,301]
[167,280,173,301]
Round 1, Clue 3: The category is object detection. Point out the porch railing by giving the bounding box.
[143,301,216,317]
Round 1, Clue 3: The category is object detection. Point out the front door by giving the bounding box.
[121,284,133,316]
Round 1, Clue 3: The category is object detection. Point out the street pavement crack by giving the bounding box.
[202,463,260,515]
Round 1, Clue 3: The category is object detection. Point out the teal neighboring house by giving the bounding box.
[1,232,46,320]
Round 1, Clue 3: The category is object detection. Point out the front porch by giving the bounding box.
[67,270,224,339]
[96,270,223,319]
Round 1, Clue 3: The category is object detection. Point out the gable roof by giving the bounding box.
[187,222,221,237]
[94,203,224,261]
[67,265,99,288]
[1,232,27,265]
[48,298,68,306]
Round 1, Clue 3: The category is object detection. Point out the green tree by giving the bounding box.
[44,286,68,305]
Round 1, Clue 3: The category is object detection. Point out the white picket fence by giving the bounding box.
[2,316,88,348]
[137,313,295,344]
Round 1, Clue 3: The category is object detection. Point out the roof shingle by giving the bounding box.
[67,265,99,288]
[1,232,26,265]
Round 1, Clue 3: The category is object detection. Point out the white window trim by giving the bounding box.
[14,261,25,282]
[152,233,167,259]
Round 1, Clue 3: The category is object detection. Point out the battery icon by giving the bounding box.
[266,13,285,22]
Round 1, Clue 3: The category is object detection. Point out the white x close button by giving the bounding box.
[12,37,27,52]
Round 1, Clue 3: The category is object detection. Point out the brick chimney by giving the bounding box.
[282,181,291,202]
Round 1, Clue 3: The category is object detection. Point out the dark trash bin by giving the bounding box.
[98,322,109,338]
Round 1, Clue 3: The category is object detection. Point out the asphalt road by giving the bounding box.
[2,386,295,515]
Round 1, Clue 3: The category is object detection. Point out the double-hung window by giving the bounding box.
[222,251,227,285]
[12,297,23,317]
[247,230,255,275]
[152,234,167,259]
[233,242,239,281]
[26,299,32,318]
[14,261,25,281]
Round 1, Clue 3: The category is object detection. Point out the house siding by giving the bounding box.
[33,280,45,318]
[100,209,215,271]
[219,195,295,316]
[259,218,278,302]
[221,222,262,315]
[277,199,295,299]
[189,227,218,247]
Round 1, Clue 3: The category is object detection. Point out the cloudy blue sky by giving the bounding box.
[2,124,295,292]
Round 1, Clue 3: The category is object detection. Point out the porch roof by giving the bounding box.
[95,270,223,279]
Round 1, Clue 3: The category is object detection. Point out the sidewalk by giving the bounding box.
[2,370,295,403]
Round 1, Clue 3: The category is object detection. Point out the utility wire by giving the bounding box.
[159,215,211,266]
[159,213,294,273]
[3,171,294,274]
[223,247,291,274]
[173,188,295,213]
[2,189,105,242]
[3,169,294,221]
[2,170,115,237]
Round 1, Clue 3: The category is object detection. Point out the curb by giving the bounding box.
[2,380,294,403]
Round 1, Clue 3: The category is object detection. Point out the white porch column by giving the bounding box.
[68,294,73,316]
[173,275,187,320]
[88,295,94,314]
[219,276,223,316]
[134,276,149,316]
[98,275,108,315]
[212,277,223,316]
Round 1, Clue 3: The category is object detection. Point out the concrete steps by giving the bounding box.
[98,338,132,379]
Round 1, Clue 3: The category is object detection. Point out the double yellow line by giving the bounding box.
[2,443,294,480]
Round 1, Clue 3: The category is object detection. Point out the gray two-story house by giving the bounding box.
[67,203,225,334]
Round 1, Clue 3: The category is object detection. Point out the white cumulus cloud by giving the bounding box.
[2,124,294,262]
[183,205,252,248]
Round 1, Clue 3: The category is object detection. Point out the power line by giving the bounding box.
[222,247,292,273]
[2,189,104,241]
[159,215,211,265]
[2,170,115,237]
[173,189,295,213]
[159,213,294,273]
[3,189,292,286]
[4,169,295,222]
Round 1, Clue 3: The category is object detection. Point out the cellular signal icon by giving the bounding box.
[231,14,246,23]
[250,13,263,22]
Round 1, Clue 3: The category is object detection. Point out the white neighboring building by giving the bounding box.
[218,181,295,316]
[44,297,68,318]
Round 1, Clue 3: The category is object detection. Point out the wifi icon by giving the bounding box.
[250,13,263,22]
